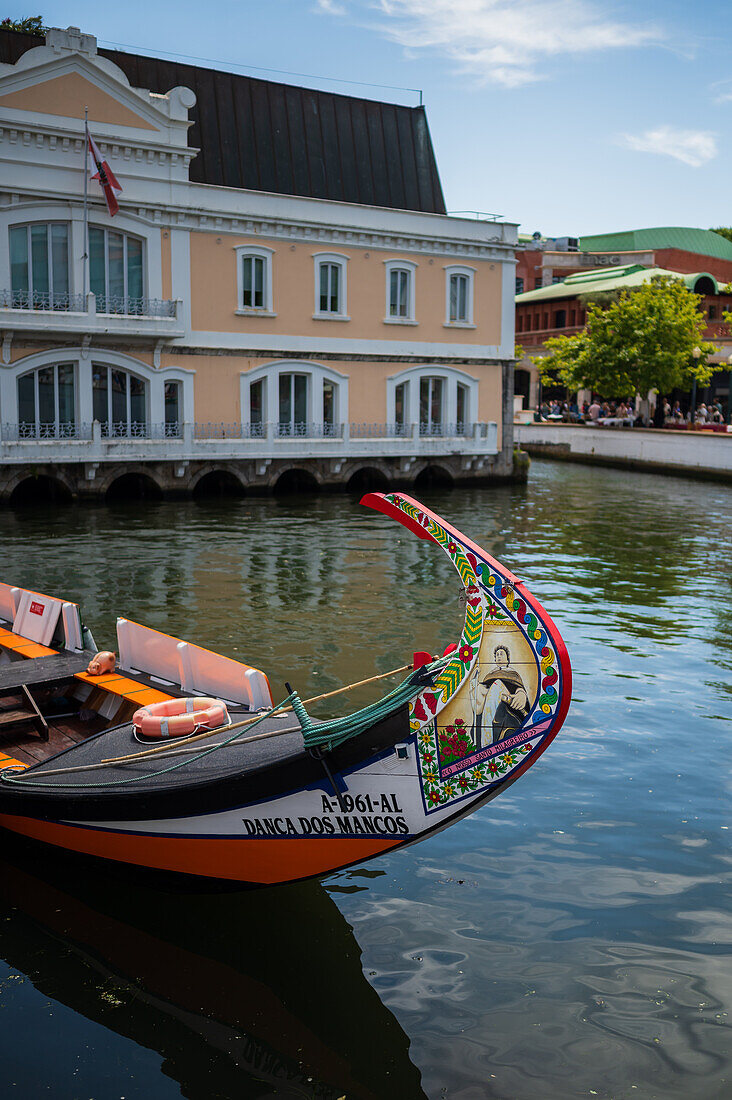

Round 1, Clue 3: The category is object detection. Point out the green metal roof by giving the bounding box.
[579,227,732,261]
[515,266,719,304]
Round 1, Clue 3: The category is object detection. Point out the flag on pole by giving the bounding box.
[87,129,122,216]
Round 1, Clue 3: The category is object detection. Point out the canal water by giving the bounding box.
[0,460,729,1100]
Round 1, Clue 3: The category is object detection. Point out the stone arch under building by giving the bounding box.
[8,473,74,506]
[272,467,321,496]
[345,465,390,494]
[104,470,164,502]
[192,468,247,499]
[413,464,455,491]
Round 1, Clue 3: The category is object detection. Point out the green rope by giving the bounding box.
[292,675,420,751]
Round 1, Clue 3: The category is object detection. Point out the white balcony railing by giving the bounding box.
[0,420,499,463]
[0,289,86,312]
[0,290,184,339]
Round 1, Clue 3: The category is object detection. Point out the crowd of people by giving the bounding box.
[536,397,727,427]
[663,399,726,425]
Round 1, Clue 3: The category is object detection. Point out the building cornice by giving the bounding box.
[0,123,197,169]
[0,185,516,262]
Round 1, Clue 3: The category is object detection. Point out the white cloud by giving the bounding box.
[710,78,732,104]
[316,0,661,87]
[620,126,717,168]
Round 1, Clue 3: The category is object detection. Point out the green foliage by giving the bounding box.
[1,15,46,34]
[534,276,715,398]
[711,227,732,245]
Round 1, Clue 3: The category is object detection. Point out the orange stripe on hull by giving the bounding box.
[0,813,401,884]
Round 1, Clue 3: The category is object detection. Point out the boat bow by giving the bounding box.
[361,492,571,813]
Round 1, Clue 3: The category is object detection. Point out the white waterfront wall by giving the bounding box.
[515,424,732,479]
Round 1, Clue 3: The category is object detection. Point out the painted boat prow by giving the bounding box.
[361,491,572,805]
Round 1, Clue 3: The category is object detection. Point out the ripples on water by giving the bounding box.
[0,460,729,1099]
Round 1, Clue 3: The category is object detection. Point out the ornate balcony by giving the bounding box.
[0,420,499,463]
[0,290,184,341]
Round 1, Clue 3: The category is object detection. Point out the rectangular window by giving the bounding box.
[164,381,180,436]
[279,373,308,434]
[17,373,35,427]
[554,309,566,329]
[37,365,55,425]
[242,255,265,308]
[89,227,145,313]
[517,315,523,333]
[250,379,264,430]
[394,382,407,432]
[319,263,340,313]
[515,277,524,294]
[57,364,75,425]
[92,365,147,436]
[449,274,469,322]
[16,364,76,437]
[420,377,444,434]
[456,383,468,434]
[389,269,410,318]
[323,380,335,428]
[9,223,69,308]
[92,367,108,425]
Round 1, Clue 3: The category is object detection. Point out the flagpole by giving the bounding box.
[82,106,89,300]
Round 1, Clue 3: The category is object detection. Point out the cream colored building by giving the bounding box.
[0,26,519,501]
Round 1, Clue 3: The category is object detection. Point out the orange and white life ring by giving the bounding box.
[132,697,230,740]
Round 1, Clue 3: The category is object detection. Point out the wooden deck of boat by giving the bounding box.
[0,692,106,767]
[0,651,93,694]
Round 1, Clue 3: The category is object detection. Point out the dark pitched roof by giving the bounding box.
[0,28,446,214]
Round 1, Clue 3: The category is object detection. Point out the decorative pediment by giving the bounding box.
[0,71,158,131]
[0,27,195,136]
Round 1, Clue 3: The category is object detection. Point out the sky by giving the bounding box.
[8,1,732,237]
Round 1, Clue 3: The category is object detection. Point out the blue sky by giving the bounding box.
[10,1,732,236]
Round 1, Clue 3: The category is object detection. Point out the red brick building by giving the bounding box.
[514,228,732,417]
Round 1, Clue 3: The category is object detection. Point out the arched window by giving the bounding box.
[242,361,347,439]
[16,363,76,438]
[92,365,148,437]
[89,226,144,314]
[387,366,478,438]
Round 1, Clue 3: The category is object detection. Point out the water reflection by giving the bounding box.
[0,841,426,1099]
[0,460,730,1098]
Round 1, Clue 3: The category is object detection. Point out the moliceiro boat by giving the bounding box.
[0,494,571,885]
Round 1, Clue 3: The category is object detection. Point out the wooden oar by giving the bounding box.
[102,661,415,766]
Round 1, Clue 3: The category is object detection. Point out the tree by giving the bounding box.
[1,16,46,34]
[711,227,732,245]
[533,276,715,399]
